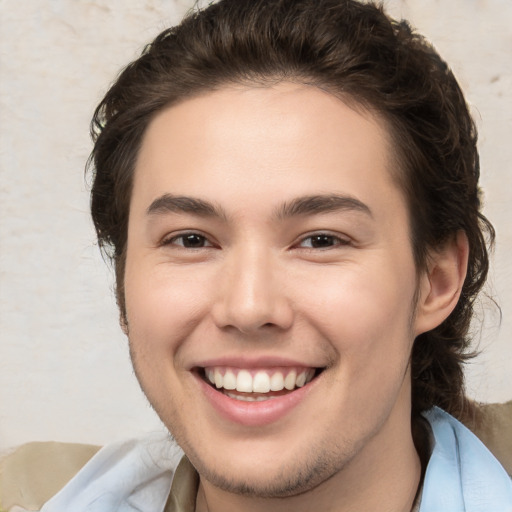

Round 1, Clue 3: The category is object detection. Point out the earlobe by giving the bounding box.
[414,231,469,336]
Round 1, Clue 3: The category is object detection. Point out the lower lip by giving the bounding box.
[196,374,316,427]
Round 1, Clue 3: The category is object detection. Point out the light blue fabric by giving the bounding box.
[38,409,512,512]
[39,432,183,512]
[420,407,512,511]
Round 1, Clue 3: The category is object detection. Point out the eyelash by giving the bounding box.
[161,231,350,250]
[161,232,214,249]
[295,233,351,250]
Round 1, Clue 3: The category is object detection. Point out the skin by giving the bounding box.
[124,83,467,512]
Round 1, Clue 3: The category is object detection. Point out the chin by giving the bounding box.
[196,463,324,498]
[182,433,359,499]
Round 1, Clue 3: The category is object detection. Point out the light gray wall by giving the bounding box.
[1,0,511,452]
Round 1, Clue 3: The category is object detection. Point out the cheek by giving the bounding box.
[124,263,213,358]
[123,265,215,417]
[295,259,417,361]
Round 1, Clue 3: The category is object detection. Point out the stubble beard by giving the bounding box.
[174,429,365,499]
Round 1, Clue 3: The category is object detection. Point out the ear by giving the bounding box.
[414,231,469,336]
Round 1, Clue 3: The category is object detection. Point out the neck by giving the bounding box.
[195,404,421,512]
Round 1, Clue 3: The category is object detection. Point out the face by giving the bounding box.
[124,83,424,497]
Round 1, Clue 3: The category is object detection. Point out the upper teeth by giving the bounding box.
[205,367,315,393]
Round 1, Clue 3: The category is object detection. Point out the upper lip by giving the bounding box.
[189,355,324,371]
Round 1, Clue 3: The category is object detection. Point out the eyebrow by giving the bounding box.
[146,193,372,221]
[146,194,228,220]
[274,194,372,220]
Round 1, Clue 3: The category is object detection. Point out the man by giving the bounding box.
[37,0,512,510]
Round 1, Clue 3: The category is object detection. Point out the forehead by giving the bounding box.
[132,83,404,221]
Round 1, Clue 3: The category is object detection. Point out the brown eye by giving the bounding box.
[182,234,208,247]
[165,233,212,248]
[299,234,349,249]
[311,235,335,248]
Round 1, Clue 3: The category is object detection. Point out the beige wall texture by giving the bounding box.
[0,0,511,452]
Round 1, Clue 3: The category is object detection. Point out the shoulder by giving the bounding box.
[420,404,512,511]
[0,441,101,511]
[462,400,512,476]
[0,433,182,512]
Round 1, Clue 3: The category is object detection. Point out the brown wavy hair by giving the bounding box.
[88,0,494,421]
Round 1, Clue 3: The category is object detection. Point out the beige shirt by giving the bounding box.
[164,456,198,512]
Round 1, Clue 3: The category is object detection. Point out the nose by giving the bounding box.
[211,246,294,334]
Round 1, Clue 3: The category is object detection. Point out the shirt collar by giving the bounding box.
[164,455,199,512]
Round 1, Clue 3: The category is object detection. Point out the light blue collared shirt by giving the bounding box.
[420,407,512,511]
[39,408,512,512]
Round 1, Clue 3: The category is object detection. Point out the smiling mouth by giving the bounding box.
[198,366,322,402]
